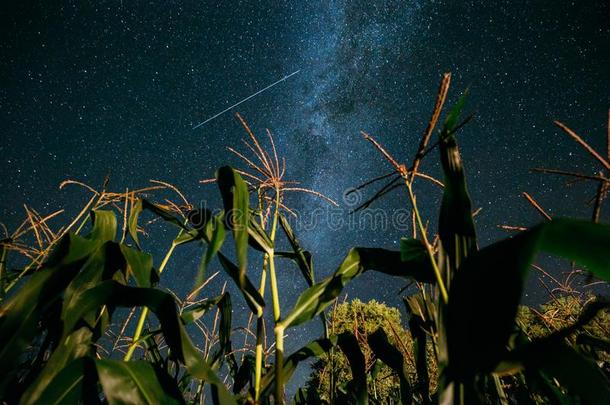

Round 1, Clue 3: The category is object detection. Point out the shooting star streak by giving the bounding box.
[192,69,301,130]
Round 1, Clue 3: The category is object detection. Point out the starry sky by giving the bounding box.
[1,0,609,381]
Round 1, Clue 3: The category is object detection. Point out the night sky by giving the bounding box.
[1,0,609,384]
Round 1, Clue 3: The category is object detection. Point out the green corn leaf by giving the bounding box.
[59,242,155,344]
[217,252,264,316]
[370,359,383,380]
[216,166,248,290]
[526,343,610,404]
[173,229,201,246]
[120,244,155,287]
[88,210,118,244]
[368,328,412,405]
[61,280,236,405]
[495,303,610,402]
[95,359,185,405]
[522,369,573,405]
[280,247,435,329]
[193,214,225,293]
[33,357,99,405]
[403,294,436,328]
[61,242,123,330]
[441,90,469,139]
[336,332,368,405]
[216,165,241,215]
[577,334,610,353]
[438,91,477,277]
[21,327,94,404]
[128,198,143,249]
[138,195,264,318]
[282,336,337,382]
[45,209,118,268]
[181,294,225,324]
[230,168,250,291]
[213,293,233,368]
[0,210,116,391]
[410,316,431,404]
[404,295,434,404]
[232,354,255,394]
[217,166,272,296]
[247,213,274,254]
[293,386,322,404]
[500,301,610,403]
[139,201,210,260]
[278,214,315,286]
[141,330,165,369]
[216,166,272,254]
[448,218,610,379]
[139,192,264,316]
[499,300,610,368]
[400,238,437,275]
[277,214,331,336]
[141,199,189,231]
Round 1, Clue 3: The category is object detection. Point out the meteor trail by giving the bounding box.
[192,69,300,130]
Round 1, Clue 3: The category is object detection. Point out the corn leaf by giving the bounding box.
[293,386,322,404]
[247,213,274,254]
[0,210,116,391]
[277,214,331,336]
[438,91,477,276]
[217,252,264,316]
[232,354,255,394]
[278,214,314,286]
[61,242,120,329]
[33,357,99,404]
[280,246,435,329]
[336,332,368,405]
[448,218,610,378]
[218,166,250,292]
[22,327,94,404]
[173,229,202,246]
[577,334,610,353]
[214,293,233,367]
[400,238,436,272]
[216,166,272,254]
[193,214,225,292]
[181,294,225,324]
[88,210,118,244]
[141,199,188,230]
[496,302,610,402]
[528,343,610,404]
[368,328,413,405]
[120,244,155,287]
[61,280,237,404]
[409,314,431,404]
[128,198,143,249]
[96,359,184,405]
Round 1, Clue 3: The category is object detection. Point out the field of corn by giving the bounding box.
[1,74,609,404]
